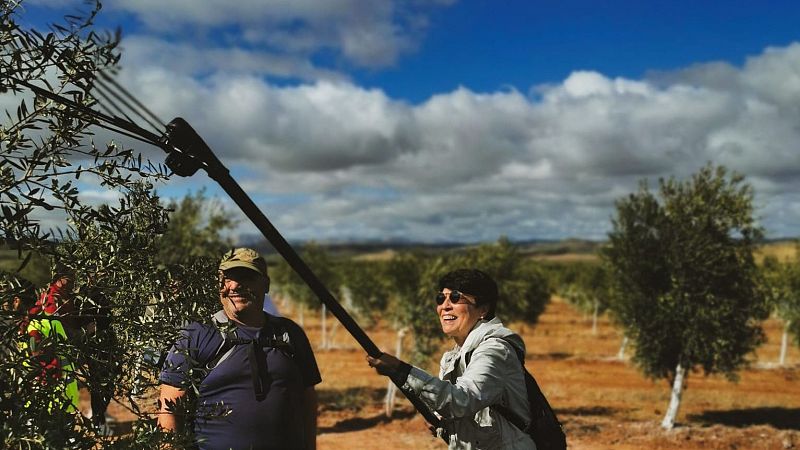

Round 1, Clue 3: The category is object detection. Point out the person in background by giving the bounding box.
[1,272,36,341]
[0,273,36,429]
[77,279,119,433]
[368,269,535,449]
[158,248,320,450]
[25,272,80,413]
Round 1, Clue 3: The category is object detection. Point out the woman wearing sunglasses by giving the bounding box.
[368,269,534,449]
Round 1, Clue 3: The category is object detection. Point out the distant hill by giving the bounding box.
[241,237,606,263]
[515,238,604,256]
[243,236,798,265]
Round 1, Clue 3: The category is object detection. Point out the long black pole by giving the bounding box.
[15,80,446,437]
[161,118,444,432]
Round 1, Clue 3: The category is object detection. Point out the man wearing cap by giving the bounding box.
[158,248,321,450]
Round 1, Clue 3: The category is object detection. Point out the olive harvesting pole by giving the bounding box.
[11,77,445,435]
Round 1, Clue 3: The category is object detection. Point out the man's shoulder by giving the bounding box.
[265,313,305,335]
[264,314,315,355]
[177,320,223,348]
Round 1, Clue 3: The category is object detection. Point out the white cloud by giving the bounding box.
[229,48,800,241]
[78,189,122,203]
[104,0,450,70]
[9,2,800,242]
[90,40,800,242]
[119,37,346,84]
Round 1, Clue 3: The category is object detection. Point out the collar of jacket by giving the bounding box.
[441,317,525,379]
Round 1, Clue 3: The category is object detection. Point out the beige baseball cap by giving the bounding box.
[219,248,268,277]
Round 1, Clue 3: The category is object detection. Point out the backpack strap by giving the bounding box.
[205,310,238,370]
[199,311,295,401]
[491,339,535,434]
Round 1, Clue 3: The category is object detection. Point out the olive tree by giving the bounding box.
[1,3,221,447]
[377,252,448,416]
[157,189,237,264]
[561,262,612,335]
[337,258,389,328]
[761,253,800,366]
[383,252,446,364]
[603,164,769,430]
[270,242,338,331]
[2,185,220,448]
[461,237,552,325]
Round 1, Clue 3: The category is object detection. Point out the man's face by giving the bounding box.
[1,297,15,312]
[219,267,267,320]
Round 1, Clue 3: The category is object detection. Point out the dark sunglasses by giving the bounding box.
[221,267,263,282]
[435,290,477,306]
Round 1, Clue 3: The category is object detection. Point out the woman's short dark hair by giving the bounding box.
[438,269,498,320]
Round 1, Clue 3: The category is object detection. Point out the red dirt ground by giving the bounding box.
[95,297,800,449]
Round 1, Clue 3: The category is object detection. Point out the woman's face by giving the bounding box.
[436,288,489,346]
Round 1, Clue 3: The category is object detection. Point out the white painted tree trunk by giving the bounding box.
[328,319,341,348]
[325,286,349,349]
[617,336,628,360]
[780,320,790,366]
[384,327,408,417]
[321,303,328,350]
[661,362,686,430]
[591,299,599,335]
[341,285,353,310]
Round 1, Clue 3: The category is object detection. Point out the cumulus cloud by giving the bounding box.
[119,36,347,83]
[9,2,800,242]
[102,0,451,70]
[111,43,800,242]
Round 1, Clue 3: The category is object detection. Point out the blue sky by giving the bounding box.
[13,0,800,243]
[359,1,800,102]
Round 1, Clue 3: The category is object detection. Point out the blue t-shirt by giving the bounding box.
[159,314,321,450]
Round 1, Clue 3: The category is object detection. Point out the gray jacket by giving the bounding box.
[402,318,536,450]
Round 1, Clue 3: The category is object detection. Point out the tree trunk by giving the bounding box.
[341,285,353,309]
[298,304,304,328]
[617,335,628,360]
[780,320,790,366]
[661,362,686,430]
[592,299,599,335]
[385,327,408,417]
[328,319,341,349]
[321,303,328,350]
